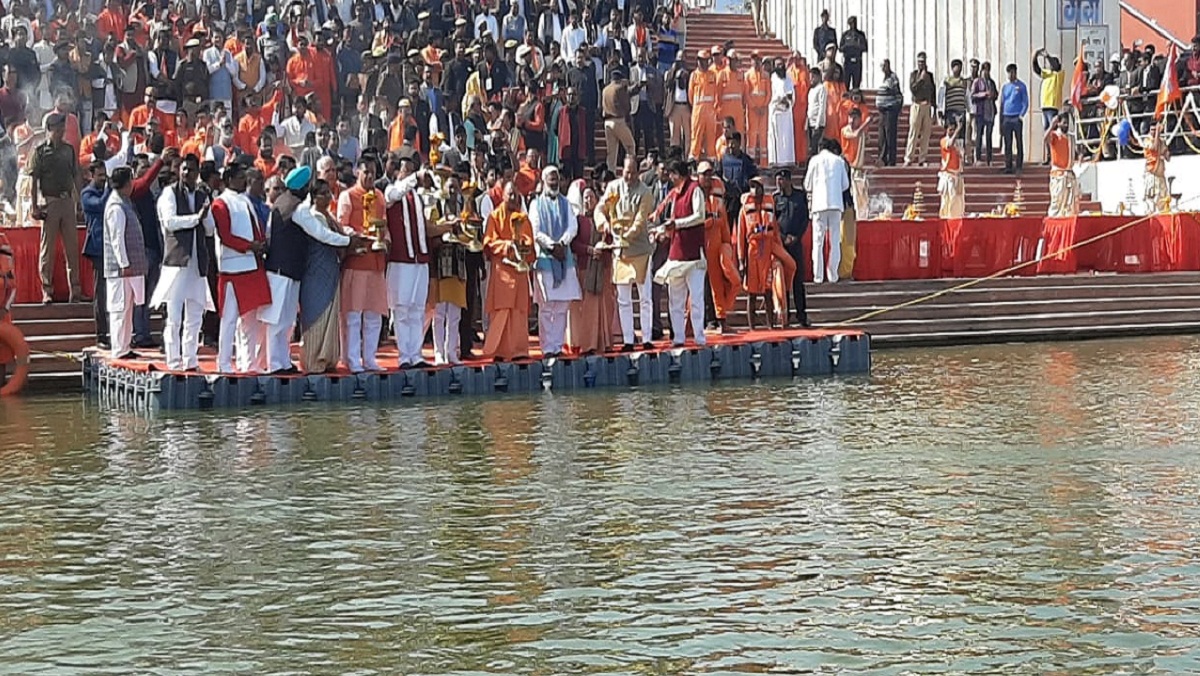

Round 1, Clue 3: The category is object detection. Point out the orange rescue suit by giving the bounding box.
[703,180,742,320]
[689,66,720,160]
[745,66,771,164]
[716,64,747,134]
[736,193,796,299]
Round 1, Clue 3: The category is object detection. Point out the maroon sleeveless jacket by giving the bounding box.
[386,191,431,265]
[668,180,705,262]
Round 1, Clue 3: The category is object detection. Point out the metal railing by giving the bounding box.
[1073,84,1200,158]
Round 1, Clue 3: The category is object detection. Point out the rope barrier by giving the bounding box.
[832,194,1200,328]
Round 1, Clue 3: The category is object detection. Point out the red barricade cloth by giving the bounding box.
[5,227,95,304]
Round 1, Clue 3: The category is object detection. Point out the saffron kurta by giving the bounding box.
[482,204,536,360]
[336,184,390,315]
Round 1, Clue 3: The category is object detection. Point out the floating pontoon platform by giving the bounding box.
[81,328,871,412]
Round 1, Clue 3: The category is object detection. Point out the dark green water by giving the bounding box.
[3,337,1200,674]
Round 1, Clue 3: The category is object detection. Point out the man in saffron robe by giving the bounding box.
[212,161,271,374]
[482,180,535,361]
[529,165,581,358]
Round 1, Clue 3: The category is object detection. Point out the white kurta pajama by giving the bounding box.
[529,191,582,356]
[103,195,146,358]
[385,175,431,367]
[260,201,352,371]
[151,188,216,370]
[768,72,796,166]
[214,190,268,374]
[804,150,850,284]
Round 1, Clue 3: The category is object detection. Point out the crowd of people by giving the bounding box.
[0,0,868,374]
[7,0,1188,376]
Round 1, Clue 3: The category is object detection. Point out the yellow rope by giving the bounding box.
[833,199,1200,328]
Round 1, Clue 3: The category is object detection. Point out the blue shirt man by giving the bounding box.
[999,64,1028,174]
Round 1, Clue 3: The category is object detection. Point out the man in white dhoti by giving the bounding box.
[768,57,796,166]
[1144,122,1170,214]
[529,165,582,358]
[102,167,147,359]
[937,119,966,219]
[1044,113,1079,218]
[804,138,849,283]
[151,154,215,371]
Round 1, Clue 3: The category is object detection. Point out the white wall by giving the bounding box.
[1087,155,1200,215]
[761,0,1122,162]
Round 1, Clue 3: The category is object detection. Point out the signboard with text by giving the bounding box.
[1059,0,1103,29]
[1079,25,1110,69]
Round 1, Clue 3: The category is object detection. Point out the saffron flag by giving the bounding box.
[1069,44,1088,110]
[1156,44,1182,119]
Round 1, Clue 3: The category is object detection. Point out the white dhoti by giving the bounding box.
[1145,172,1169,213]
[152,260,215,370]
[937,170,965,219]
[533,267,581,355]
[260,272,301,372]
[106,275,145,357]
[1047,170,1080,218]
[851,167,870,221]
[768,107,796,166]
[387,262,430,365]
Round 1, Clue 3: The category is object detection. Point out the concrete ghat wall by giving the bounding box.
[82,336,872,412]
[759,0,1122,162]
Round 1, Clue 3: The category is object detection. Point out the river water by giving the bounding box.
[2,337,1200,674]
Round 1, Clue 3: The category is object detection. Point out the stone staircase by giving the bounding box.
[8,302,92,394]
[681,11,1103,216]
[772,272,1200,347]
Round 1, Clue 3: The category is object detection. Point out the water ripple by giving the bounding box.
[2,337,1200,673]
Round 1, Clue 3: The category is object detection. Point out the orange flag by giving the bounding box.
[1156,44,1182,119]
[1069,44,1088,110]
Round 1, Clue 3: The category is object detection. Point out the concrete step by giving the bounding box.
[870,320,1200,348]
[25,333,96,352]
[842,307,1200,336]
[805,271,1200,293]
[805,296,1200,323]
[10,302,94,321]
[21,371,83,394]
[28,352,80,375]
[805,282,1200,306]
[14,318,97,337]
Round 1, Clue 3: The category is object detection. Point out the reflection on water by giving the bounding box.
[3,337,1200,674]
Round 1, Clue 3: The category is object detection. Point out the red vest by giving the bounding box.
[668,181,705,262]
[386,192,431,264]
